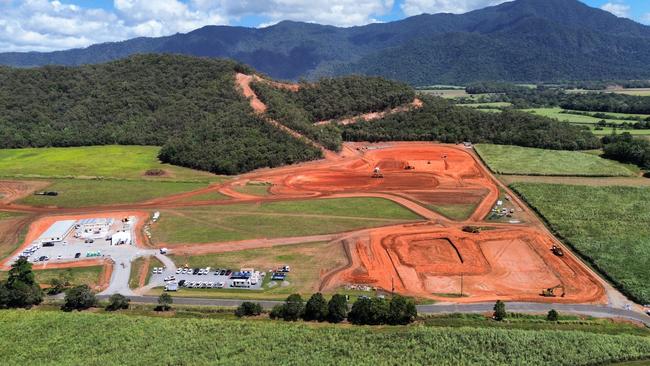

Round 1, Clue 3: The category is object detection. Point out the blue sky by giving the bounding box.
[0,0,648,52]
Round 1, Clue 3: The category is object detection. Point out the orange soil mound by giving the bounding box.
[326,225,605,304]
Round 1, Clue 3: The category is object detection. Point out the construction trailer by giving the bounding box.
[76,218,112,234]
[111,231,132,246]
[38,220,76,245]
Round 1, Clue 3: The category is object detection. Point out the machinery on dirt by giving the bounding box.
[404,164,415,170]
[371,167,384,178]
[462,226,482,234]
[34,191,58,196]
[551,245,564,257]
[541,284,565,297]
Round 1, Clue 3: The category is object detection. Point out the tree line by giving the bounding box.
[342,96,601,151]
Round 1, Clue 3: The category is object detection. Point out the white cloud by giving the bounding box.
[642,13,650,25]
[401,0,509,16]
[601,2,630,18]
[0,0,395,52]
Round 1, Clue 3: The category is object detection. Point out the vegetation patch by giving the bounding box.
[0,266,103,289]
[19,179,206,208]
[0,146,218,182]
[152,198,421,245]
[428,203,478,221]
[0,310,649,365]
[511,183,650,304]
[475,144,638,176]
[233,182,272,196]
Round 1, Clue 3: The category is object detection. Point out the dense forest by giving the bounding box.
[602,133,650,169]
[0,54,321,174]
[250,76,414,151]
[342,96,600,151]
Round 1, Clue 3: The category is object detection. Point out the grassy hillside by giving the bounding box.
[152,198,421,245]
[475,144,638,176]
[0,311,649,365]
[0,146,217,181]
[511,183,650,304]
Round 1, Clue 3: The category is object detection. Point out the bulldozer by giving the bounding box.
[541,284,565,298]
[371,167,384,178]
[551,245,564,257]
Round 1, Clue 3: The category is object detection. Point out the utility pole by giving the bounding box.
[391,276,395,295]
[460,274,464,297]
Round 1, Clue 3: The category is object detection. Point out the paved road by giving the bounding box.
[97,295,650,327]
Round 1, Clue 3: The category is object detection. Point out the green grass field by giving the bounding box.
[475,144,638,176]
[1,310,649,365]
[511,183,650,304]
[521,108,650,136]
[0,266,103,288]
[457,102,512,108]
[19,179,207,208]
[0,145,219,182]
[152,198,422,245]
[167,241,344,299]
[233,182,272,196]
[428,203,478,221]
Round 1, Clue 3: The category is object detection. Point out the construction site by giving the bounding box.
[0,73,615,306]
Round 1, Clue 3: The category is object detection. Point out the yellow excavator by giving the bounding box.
[541,284,565,298]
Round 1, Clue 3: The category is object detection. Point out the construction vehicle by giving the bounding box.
[371,167,384,178]
[541,284,565,297]
[551,245,564,257]
[404,164,415,170]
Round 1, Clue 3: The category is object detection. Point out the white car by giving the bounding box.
[216,282,224,288]
[181,268,188,274]
[207,282,214,288]
[56,255,62,260]
[175,268,182,274]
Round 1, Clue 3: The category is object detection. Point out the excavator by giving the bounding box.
[541,284,565,298]
[551,245,564,257]
[371,167,384,178]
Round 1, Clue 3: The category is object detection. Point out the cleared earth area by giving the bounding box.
[1,311,649,366]
[512,183,650,304]
[475,144,638,176]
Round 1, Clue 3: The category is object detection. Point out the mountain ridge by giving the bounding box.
[1,0,649,84]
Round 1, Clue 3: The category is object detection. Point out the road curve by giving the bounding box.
[97,295,650,326]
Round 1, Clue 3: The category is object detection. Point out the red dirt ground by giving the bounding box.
[0,180,50,204]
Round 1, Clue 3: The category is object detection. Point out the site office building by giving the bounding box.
[39,220,76,244]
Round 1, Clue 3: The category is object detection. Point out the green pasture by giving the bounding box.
[0,145,219,182]
[151,198,422,245]
[475,144,638,176]
[19,179,207,208]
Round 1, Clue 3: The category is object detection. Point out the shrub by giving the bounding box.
[105,294,130,312]
[235,302,262,318]
[0,257,42,309]
[303,293,328,322]
[348,297,390,325]
[547,309,559,322]
[269,305,285,320]
[387,295,417,325]
[156,293,173,312]
[493,300,506,321]
[62,285,96,312]
[327,294,348,323]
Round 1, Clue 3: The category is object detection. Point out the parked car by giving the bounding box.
[38,256,49,262]
[220,270,226,276]
[192,268,200,275]
[56,255,62,260]
[74,252,81,258]
[178,280,186,287]
[225,269,232,276]
[175,268,182,274]
[216,282,225,288]
[84,239,94,244]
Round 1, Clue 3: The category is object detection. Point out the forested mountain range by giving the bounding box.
[1,0,649,84]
